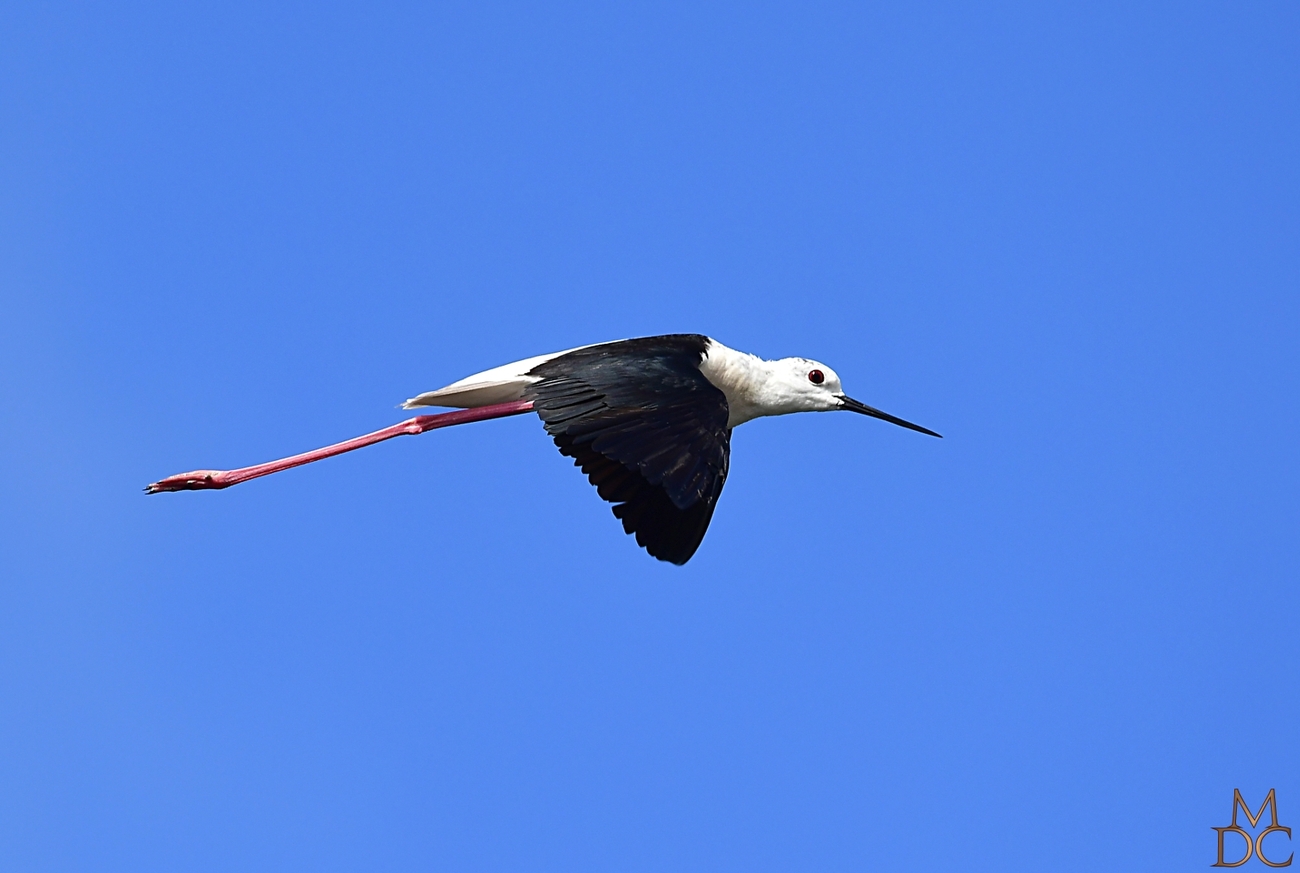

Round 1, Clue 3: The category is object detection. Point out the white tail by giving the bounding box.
[401,341,613,409]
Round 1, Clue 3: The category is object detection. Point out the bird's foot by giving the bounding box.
[144,471,230,493]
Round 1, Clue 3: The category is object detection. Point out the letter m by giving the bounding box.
[1233,790,1281,829]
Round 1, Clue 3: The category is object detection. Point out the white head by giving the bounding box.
[760,356,942,437]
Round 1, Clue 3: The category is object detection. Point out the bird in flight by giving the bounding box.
[147,334,940,564]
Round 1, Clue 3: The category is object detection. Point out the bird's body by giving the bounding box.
[404,335,810,428]
[148,334,939,564]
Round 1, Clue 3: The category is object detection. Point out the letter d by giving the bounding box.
[1214,826,1253,867]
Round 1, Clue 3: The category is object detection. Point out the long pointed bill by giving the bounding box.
[837,396,942,438]
[145,399,536,493]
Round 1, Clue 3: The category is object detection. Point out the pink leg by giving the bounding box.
[145,399,535,493]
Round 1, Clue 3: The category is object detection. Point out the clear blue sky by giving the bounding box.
[2,3,1297,870]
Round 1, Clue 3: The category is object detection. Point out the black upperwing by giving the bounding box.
[524,334,731,565]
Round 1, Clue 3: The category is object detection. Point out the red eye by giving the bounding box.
[808,369,825,385]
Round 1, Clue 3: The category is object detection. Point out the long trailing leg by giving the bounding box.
[145,399,535,493]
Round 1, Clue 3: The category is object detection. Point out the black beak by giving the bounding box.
[838,396,942,438]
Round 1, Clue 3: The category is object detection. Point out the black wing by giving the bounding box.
[524,335,731,565]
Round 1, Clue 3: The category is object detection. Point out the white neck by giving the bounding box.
[699,340,789,428]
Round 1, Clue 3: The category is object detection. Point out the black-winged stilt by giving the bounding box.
[147,334,940,564]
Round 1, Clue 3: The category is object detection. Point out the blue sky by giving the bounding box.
[2,3,1297,870]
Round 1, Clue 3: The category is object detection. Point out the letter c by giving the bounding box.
[1258,826,1294,868]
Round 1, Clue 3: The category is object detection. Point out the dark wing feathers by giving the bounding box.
[524,334,731,565]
